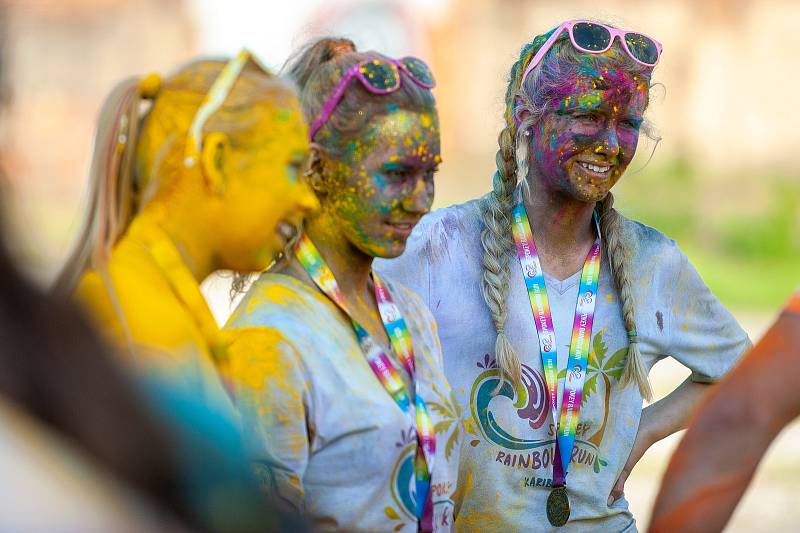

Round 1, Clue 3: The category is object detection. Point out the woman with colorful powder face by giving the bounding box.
[225,38,459,532]
[377,21,751,531]
[57,52,318,417]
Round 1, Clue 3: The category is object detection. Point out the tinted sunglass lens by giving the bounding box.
[572,22,611,51]
[360,61,400,92]
[402,57,435,88]
[624,33,659,65]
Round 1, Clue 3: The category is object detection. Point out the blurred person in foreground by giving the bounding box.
[649,291,800,533]
[28,48,315,531]
[0,47,312,530]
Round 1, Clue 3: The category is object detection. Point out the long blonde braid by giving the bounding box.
[480,42,541,388]
[597,193,653,400]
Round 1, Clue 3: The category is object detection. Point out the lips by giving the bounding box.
[576,160,614,179]
[385,220,419,238]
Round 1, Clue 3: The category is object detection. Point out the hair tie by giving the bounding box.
[139,73,162,99]
[627,330,638,344]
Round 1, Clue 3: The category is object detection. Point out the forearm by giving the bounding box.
[640,378,710,444]
[608,378,713,504]
[650,310,800,532]
[648,387,772,533]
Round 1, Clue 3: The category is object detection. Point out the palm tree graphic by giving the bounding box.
[558,327,627,472]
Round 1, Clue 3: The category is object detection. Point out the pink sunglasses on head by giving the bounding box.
[308,57,435,141]
[521,20,663,83]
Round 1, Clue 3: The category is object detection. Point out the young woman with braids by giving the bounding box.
[377,21,751,531]
[225,38,460,531]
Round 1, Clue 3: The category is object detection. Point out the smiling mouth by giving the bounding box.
[385,220,419,237]
[578,161,611,173]
[577,161,614,178]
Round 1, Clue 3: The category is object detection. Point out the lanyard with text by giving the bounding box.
[510,191,601,527]
[295,234,436,529]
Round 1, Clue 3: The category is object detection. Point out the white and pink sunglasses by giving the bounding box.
[521,20,663,83]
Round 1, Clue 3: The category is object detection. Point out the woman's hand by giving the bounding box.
[608,415,655,505]
[608,378,712,506]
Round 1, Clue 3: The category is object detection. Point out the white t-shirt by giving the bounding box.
[226,273,461,532]
[376,198,751,532]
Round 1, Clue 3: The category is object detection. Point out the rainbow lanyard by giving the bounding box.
[295,234,436,526]
[511,193,601,488]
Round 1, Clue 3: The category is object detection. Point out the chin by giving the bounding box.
[569,185,611,203]
[365,240,407,260]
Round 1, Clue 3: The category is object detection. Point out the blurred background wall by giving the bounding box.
[2,1,798,530]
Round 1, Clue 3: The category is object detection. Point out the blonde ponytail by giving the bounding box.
[55,76,154,293]
[597,193,653,401]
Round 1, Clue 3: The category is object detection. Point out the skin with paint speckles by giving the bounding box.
[284,107,440,348]
[317,109,440,259]
[531,63,647,203]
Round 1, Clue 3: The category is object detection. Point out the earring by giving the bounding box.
[523,130,531,137]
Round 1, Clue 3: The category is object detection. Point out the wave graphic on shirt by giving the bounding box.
[470,355,598,453]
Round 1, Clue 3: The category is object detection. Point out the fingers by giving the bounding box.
[608,470,629,506]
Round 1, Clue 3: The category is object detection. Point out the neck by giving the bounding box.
[523,185,597,255]
[143,203,216,282]
[301,211,374,299]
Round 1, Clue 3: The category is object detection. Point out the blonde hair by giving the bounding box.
[481,27,657,401]
[56,57,294,293]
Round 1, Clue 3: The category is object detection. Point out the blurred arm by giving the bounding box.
[649,305,800,533]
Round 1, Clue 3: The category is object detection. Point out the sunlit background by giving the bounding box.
[2,0,798,530]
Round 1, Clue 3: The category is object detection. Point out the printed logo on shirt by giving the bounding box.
[465,329,627,480]
[385,388,461,530]
[387,430,417,524]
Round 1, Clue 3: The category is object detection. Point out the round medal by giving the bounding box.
[546,485,570,527]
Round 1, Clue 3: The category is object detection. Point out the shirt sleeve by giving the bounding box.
[227,326,311,512]
[667,251,752,382]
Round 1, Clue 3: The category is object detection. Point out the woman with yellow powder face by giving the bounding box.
[226,38,459,532]
[57,51,318,417]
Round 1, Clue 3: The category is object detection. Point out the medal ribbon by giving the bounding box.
[511,193,601,488]
[295,234,436,527]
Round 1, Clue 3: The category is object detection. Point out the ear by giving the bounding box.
[306,142,329,195]
[515,106,532,130]
[200,132,231,196]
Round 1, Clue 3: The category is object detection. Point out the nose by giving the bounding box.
[401,174,434,214]
[595,124,620,160]
[296,184,320,215]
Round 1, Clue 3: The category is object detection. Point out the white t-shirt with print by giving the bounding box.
[376,198,751,533]
[226,274,461,533]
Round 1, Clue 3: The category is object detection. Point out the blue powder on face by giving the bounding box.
[372,173,387,188]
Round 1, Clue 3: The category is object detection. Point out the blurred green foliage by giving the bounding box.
[617,158,799,311]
